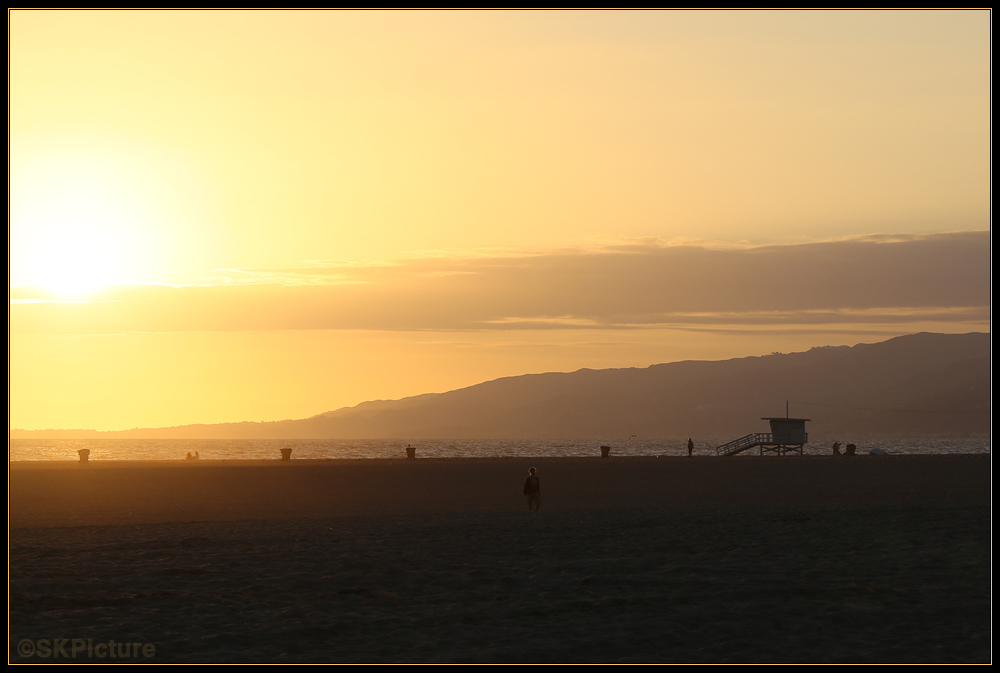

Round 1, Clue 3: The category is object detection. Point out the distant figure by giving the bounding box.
[194,451,200,460]
[185,452,194,461]
[845,443,857,456]
[687,438,694,457]
[832,442,842,456]
[523,467,541,511]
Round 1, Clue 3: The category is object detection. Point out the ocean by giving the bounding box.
[8,437,991,461]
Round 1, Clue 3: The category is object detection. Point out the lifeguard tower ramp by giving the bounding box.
[716,417,810,456]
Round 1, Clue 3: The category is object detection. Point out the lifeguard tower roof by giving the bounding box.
[760,417,811,422]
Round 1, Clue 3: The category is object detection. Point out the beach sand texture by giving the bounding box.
[9,456,990,663]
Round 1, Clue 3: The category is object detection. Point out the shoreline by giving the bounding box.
[8,451,993,466]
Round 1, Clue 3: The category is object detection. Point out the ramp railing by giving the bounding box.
[716,432,773,456]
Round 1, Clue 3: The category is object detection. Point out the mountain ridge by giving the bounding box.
[11,332,990,440]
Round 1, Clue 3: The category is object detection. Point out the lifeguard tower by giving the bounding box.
[716,416,810,456]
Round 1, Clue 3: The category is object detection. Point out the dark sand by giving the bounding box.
[9,456,991,663]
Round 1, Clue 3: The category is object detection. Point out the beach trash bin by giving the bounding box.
[600,445,611,458]
[280,448,292,461]
[78,449,90,463]
[406,446,416,460]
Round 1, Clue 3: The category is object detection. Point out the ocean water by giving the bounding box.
[8,437,991,461]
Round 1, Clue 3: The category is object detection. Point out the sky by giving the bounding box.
[9,10,991,431]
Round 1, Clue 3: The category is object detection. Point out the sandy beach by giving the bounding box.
[9,456,991,663]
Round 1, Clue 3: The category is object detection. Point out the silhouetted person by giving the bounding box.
[832,441,842,456]
[845,443,857,456]
[523,467,540,511]
[186,452,193,460]
[194,451,200,460]
[687,438,694,457]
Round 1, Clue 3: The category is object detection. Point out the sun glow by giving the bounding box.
[31,226,128,297]
[10,150,169,297]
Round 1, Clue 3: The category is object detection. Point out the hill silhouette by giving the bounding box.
[14,332,989,440]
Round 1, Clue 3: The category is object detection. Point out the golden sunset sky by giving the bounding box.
[9,10,990,431]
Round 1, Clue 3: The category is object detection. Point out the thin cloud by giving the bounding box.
[10,231,990,334]
[9,298,119,305]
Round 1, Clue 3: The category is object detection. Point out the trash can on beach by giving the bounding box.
[280,448,292,461]
[600,445,611,458]
[406,445,416,460]
[78,449,90,463]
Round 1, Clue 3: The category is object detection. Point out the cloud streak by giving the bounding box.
[10,231,989,334]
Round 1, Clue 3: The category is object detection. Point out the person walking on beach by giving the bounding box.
[523,467,540,511]
[687,438,694,457]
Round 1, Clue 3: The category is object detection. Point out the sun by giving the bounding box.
[31,224,127,297]
[10,151,166,298]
